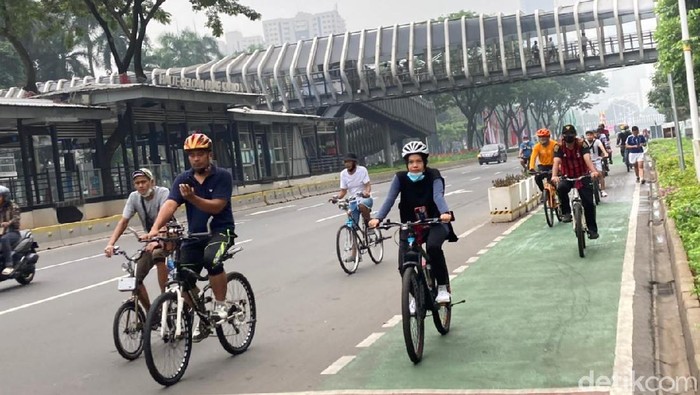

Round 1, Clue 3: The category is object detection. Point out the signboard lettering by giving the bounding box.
[155,74,245,93]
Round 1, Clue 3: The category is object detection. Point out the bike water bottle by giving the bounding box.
[167,256,176,279]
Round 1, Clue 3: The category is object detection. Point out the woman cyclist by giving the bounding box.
[368,141,458,303]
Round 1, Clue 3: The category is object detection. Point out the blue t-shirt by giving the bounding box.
[625,135,646,153]
[519,140,533,158]
[168,165,235,233]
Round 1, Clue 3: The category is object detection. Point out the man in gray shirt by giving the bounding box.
[104,168,170,310]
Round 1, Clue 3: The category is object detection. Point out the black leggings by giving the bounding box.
[179,230,235,288]
[398,224,449,286]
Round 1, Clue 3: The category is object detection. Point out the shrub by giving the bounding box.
[648,139,700,293]
[492,173,525,187]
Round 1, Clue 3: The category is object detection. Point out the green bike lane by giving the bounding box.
[317,187,640,393]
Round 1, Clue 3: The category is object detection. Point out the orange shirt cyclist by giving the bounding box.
[528,128,559,193]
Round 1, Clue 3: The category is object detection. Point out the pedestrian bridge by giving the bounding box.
[150,0,657,112]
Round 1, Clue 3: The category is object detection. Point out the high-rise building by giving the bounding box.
[224,31,265,54]
[521,0,554,13]
[262,6,347,46]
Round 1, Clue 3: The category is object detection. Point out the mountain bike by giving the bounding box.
[333,194,385,274]
[563,175,591,258]
[379,217,464,364]
[143,223,256,386]
[111,244,147,360]
[531,170,562,227]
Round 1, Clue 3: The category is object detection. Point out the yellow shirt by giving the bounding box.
[529,141,558,169]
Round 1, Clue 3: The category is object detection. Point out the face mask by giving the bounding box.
[541,140,549,146]
[407,172,424,182]
[564,135,576,143]
[139,187,154,198]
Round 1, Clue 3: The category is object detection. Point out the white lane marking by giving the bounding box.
[486,241,498,248]
[445,184,452,188]
[470,177,481,181]
[477,249,489,255]
[236,239,253,244]
[461,171,471,174]
[502,211,535,235]
[247,205,295,216]
[382,315,402,328]
[458,220,488,239]
[320,356,356,375]
[297,203,325,211]
[0,276,122,317]
[494,171,502,175]
[466,256,479,264]
[453,265,468,273]
[494,236,505,241]
[356,332,385,348]
[611,183,640,395]
[315,213,346,223]
[449,274,457,281]
[445,189,472,196]
[238,387,612,394]
[37,253,104,271]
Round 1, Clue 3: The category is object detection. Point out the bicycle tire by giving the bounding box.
[336,226,360,274]
[554,194,563,222]
[401,268,424,364]
[431,279,451,335]
[366,228,384,264]
[113,300,146,360]
[216,272,257,355]
[574,204,585,258]
[543,189,554,227]
[144,292,193,386]
[593,180,600,206]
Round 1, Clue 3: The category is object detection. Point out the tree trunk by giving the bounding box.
[2,32,37,93]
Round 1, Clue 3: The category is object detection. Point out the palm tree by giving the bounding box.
[146,29,223,69]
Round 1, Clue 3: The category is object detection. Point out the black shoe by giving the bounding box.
[636,177,640,183]
[192,322,211,343]
[641,179,646,185]
[562,214,572,223]
[588,231,599,240]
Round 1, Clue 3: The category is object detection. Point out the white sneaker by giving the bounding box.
[601,190,608,197]
[408,296,416,315]
[1,267,13,276]
[435,285,451,304]
[212,302,229,324]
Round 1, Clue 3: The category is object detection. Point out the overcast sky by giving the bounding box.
[148,0,527,39]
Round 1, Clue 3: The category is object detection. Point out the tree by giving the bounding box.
[75,0,261,82]
[648,0,700,116]
[0,38,22,87]
[145,29,223,69]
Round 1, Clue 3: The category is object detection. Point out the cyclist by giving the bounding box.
[144,132,235,331]
[528,128,559,197]
[518,135,534,173]
[626,126,647,184]
[616,123,632,167]
[329,153,373,226]
[596,123,613,164]
[368,141,458,304]
[104,168,170,311]
[583,130,609,197]
[552,125,601,239]
[0,186,21,276]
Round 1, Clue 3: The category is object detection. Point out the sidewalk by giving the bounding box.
[318,196,635,392]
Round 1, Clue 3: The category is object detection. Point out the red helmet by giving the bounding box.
[536,128,551,137]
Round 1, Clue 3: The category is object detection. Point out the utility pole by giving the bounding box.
[678,0,700,180]
[668,73,686,170]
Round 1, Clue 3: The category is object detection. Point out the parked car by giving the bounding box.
[478,144,508,165]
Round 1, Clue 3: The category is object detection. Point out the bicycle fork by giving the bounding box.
[160,288,186,338]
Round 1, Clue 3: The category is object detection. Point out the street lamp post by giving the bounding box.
[678,0,700,180]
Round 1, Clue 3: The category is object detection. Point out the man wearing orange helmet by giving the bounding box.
[528,128,559,194]
[145,132,235,341]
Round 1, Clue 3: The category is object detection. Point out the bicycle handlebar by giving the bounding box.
[378,217,446,230]
[561,175,592,182]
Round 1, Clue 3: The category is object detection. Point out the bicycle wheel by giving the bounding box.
[113,300,146,360]
[593,180,600,205]
[336,226,360,274]
[543,189,554,227]
[366,228,384,264]
[574,204,585,258]
[401,268,425,364]
[431,280,451,335]
[144,292,193,386]
[217,272,257,355]
[554,195,563,222]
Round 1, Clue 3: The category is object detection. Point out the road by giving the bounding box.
[0,159,656,395]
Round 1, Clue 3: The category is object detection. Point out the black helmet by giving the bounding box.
[343,153,358,162]
[562,124,577,135]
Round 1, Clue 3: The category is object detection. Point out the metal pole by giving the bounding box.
[678,0,700,180]
[668,73,686,170]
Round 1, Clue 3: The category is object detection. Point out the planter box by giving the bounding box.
[488,183,525,222]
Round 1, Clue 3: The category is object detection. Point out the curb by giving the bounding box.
[664,207,700,382]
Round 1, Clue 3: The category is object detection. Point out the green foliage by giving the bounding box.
[649,0,700,116]
[145,29,222,69]
[0,39,22,87]
[647,138,700,291]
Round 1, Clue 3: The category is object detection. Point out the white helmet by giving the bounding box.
[401,141,429,158]
[0,185,9,199]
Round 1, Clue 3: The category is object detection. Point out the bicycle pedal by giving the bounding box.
[450,299,466,307]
